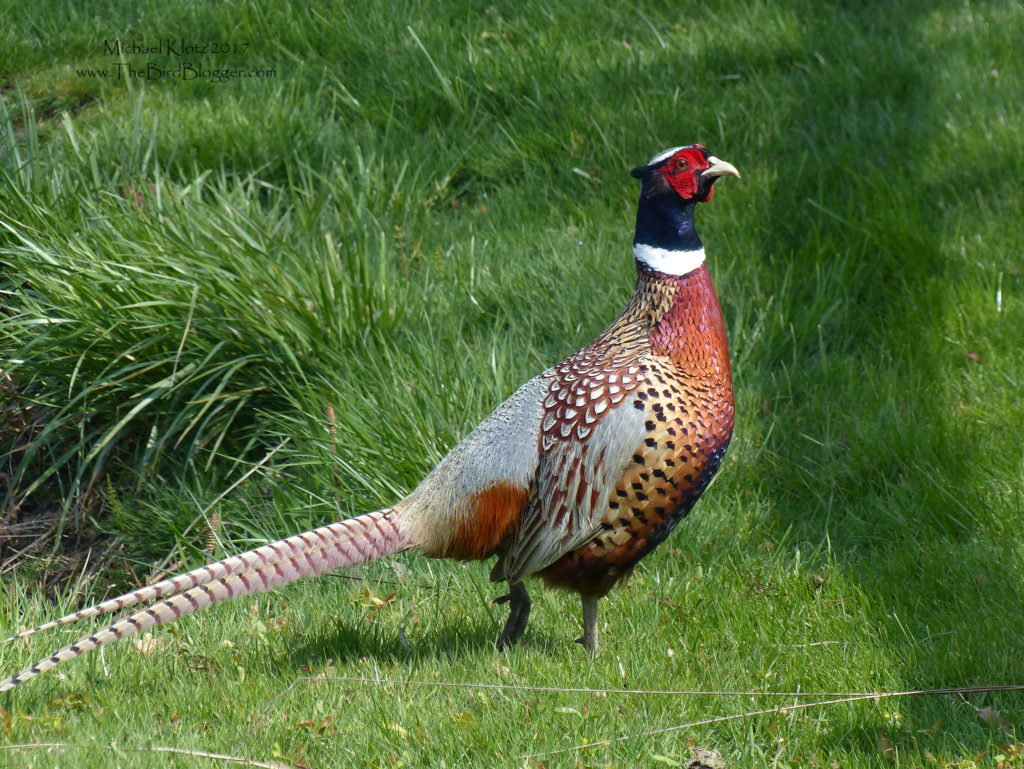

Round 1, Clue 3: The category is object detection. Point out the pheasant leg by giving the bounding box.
[495,582,530,650]
[576,594,599,653]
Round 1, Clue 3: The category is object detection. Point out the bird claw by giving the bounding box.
[574,635,598,653]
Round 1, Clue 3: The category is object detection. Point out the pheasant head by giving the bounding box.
[630,145,740,275]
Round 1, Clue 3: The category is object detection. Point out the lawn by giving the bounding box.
[1,0,1023,766]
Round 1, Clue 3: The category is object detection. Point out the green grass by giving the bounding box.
[2,0,1024,766]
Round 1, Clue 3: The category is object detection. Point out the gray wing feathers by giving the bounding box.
[399,373,550,554]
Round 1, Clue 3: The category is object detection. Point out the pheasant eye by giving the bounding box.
[674,158,688,170]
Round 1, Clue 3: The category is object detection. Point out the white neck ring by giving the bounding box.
[633,243,706,276]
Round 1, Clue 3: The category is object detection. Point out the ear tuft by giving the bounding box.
[630,165,648,180]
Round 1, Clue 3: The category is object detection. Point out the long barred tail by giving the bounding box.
[0,508,404,693]
[3,527,366,644]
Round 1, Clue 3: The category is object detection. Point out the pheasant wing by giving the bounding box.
[499,364,648,582]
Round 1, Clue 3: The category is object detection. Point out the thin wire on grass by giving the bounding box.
[262,675,1024,758]
[0,743,289,768]
[266,674,1024,703]
[522,686,1024,759]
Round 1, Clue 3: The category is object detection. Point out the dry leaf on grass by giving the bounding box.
[980,706,1011,729]
[877,735,895,761]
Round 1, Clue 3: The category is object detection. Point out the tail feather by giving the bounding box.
[1,508,404,693]
[4,539,317,644]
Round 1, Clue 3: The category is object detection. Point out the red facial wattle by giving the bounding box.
[656,146,716,202]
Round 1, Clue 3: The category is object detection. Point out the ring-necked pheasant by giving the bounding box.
[1,144,738,692]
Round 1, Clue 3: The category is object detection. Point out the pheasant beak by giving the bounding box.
[703,156,741,180]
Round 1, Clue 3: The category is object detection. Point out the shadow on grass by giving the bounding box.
[286,617,568,669]
[701,0,1023,757]
[291,620,489,666]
